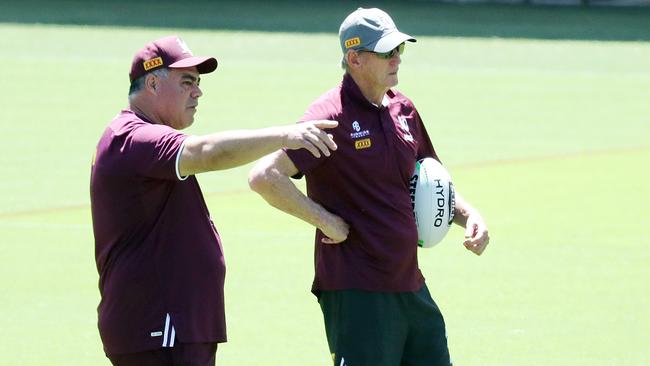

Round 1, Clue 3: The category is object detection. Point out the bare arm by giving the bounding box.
[179,120,338,176]
[453,192,490,255]
[248,150,349,244]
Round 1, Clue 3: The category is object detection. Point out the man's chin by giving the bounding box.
[177,118,194,130]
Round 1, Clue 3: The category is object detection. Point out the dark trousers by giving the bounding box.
[319,284,452,366]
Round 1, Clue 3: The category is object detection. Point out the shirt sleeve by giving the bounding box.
[414,110,441,163]
[123,123,189,181]
[284,101,339,177]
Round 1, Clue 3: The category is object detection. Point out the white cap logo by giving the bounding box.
[176,37,193,55]
[352,121,361,132]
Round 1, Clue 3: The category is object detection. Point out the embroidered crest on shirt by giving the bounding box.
[350,120,370,139]
[398,115,414,142]
[355,138,372,150]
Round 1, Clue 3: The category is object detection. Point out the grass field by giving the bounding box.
[1,2,649,365]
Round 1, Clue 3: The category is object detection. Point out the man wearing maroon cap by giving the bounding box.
[90,35,338,365]
[249,8,489,366]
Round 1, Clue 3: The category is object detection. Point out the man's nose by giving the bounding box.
[193,85,203,98]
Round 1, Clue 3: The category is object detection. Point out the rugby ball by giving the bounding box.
[409,158,455,248]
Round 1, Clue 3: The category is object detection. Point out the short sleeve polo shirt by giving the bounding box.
[286,74,439,294]
[91,109,226,356]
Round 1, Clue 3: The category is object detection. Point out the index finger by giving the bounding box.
[311,120,339,129]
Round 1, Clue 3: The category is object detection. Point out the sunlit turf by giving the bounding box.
[0,21,648,365]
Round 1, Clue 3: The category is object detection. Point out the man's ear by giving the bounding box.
[347,50,362,69]
[145,74,157,94]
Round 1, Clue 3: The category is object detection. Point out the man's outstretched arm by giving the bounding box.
[179,120,338,175]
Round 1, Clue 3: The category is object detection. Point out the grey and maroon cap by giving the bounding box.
[129,35,218,82]
[339,8,416,54]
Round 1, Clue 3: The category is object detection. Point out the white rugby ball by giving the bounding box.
[409,158,455,248]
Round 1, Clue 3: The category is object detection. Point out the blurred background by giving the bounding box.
[1,1,648,365]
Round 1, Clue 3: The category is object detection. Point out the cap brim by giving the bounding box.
[169,56,218,74]
[372,32,416,53]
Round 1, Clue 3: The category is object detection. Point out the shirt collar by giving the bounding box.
[125,108,155,124]
[342,73,393,110]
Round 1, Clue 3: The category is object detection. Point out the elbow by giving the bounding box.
[248,165,271,194]
[249,151,293,197]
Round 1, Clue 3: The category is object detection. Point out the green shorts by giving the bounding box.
[318,284,451,366]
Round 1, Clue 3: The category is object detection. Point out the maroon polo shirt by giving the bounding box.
[286,74,439,294]
[90,109,226,356]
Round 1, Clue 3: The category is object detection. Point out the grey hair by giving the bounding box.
[341,51,350,71]
[128,68,169,100]
[341,49,361,72]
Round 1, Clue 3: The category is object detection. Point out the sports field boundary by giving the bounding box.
[2,1,650,41]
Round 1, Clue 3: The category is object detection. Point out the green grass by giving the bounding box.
[1,10,649,366]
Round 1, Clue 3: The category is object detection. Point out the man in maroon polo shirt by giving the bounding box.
[249,8,490,366]
[90,35,338,366]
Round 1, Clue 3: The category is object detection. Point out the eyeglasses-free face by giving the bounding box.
[362,43,405,59]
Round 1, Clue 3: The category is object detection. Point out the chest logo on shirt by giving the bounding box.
[350,120,370,139]
[355,138,372,150]
[398,115,414,142]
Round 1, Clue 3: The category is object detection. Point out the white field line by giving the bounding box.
[1,146,647,220]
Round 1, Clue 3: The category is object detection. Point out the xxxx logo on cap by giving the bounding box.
[345,37,361,49]
[143,57,163,71]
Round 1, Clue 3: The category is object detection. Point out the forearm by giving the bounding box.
[452,191,490,255]
[180,120,337,176]
[181,127,289,174]
[249,164,331,229]
[249,151,349,244]
[452,192,476,228]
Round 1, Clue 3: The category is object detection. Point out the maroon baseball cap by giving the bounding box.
[129,35,218,82]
